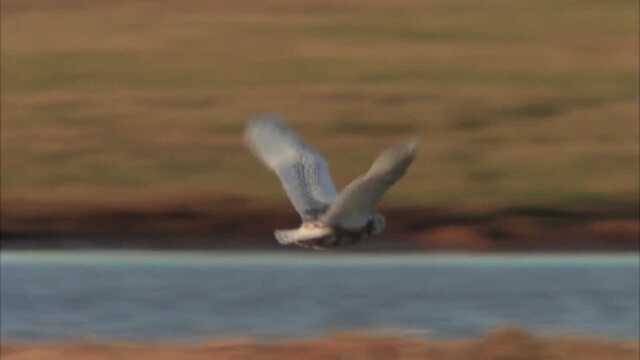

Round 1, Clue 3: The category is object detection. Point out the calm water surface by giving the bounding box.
[1,251,638,341]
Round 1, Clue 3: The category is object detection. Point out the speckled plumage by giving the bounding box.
[245,115,417,249]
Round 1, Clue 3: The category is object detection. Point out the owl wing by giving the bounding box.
[245,116,338,221]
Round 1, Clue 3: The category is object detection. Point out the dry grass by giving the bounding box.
[1,0,638,209]
[1,328,638,360]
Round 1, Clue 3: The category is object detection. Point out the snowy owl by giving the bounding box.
[245,116,418,249]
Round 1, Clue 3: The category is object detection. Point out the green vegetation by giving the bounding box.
[1,0,638,209]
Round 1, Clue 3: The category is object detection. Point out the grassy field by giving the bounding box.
[1,0,638,211]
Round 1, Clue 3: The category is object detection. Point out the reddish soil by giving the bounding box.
[1,199,638,251]
[1,328,638,360]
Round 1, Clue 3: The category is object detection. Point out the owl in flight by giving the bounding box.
[245,116,418,249]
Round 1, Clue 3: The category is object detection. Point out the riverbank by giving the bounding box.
[2,328,638,360]
[1,200,637,251]
[3,0,637,251]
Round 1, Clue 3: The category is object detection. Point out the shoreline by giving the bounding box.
[2,328,638,360]
[2,201,638,251]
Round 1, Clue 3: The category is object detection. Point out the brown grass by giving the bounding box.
[1,0,638,212]
[1,328,638,360]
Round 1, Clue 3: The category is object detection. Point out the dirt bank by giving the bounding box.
[1,199,637,251]
[2,328,638,360]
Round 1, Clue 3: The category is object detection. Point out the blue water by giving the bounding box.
[1,251,638,342]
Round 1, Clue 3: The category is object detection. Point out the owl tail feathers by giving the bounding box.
[275,226,333,245]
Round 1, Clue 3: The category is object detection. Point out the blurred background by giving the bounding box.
[1,1,639,358]
[1,0,638,250]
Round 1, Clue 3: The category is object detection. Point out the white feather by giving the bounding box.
[320,140,418,229]
[245,116,337,220]
[244,116,419,248]
[274,226,333,245]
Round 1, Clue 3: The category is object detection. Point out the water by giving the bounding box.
[1,251,638,342]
